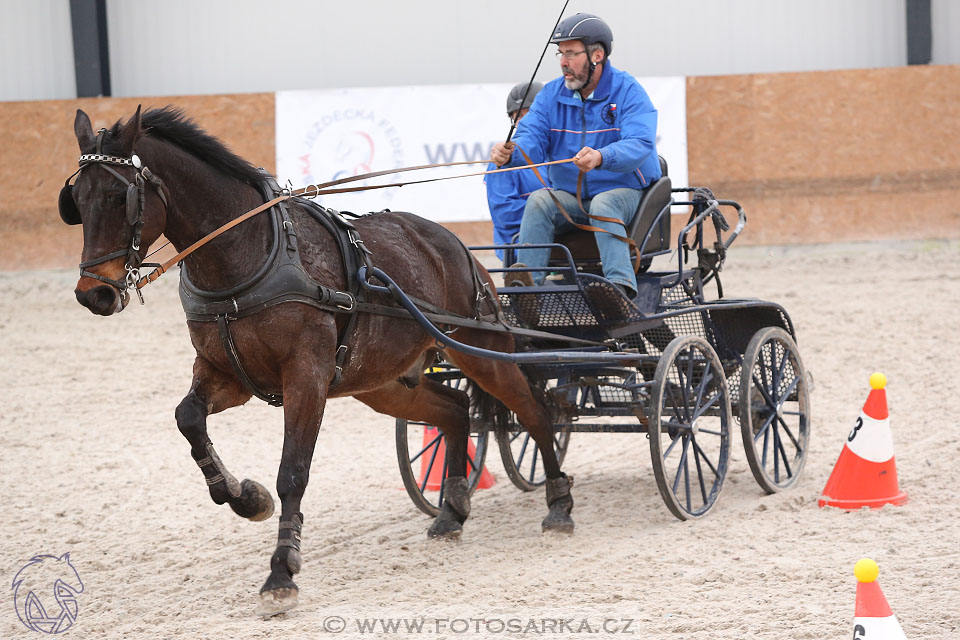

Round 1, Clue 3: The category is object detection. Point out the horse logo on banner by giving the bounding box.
[12,553,84,634]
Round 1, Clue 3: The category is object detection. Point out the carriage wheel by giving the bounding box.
[739,327,811,493]
[496,416,571,492]
[649,336,731,520]
[395,373,490,517]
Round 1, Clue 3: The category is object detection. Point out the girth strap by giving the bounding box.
[217,314,283,407]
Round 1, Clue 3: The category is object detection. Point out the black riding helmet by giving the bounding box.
[550,13,614,58]
[506,81,544,116]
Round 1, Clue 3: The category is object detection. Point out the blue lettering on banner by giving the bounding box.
[423,141,495,165]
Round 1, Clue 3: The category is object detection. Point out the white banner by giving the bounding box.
[276,78,686,223]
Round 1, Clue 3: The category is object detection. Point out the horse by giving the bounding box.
[61,106,575,615]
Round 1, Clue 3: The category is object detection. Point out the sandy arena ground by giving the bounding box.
[1,239,959,638]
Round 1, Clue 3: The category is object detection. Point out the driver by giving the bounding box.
[489,13,661,302]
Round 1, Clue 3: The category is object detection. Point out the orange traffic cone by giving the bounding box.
[819,373,908,509]
[419,426,496,491]
[853,558,908,639]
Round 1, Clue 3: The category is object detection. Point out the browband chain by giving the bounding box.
[78,154,134,166]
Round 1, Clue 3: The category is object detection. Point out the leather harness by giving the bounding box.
[180,172,373,404]
[65,152,613,407]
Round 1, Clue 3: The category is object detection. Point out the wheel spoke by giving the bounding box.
[665,380,686,425]
[758,349,771,403]
[681,349,694,420]
[516,433,531,468]
[767,343,779,401]
[409,432,444,464]
[751,371,779,411]
[692,436,708,505]
[672,435,690,493]
[697,427,724,437]
[760,423,770,469]
[419,437,443,493]
[663,429,683,459]
[774,346,789,400]
[777,414,802,451]
[772,419,780,482]
[528,445,540,483]
[692,363,713,416]
[691,391,721,421]
[752,410,777,443]
[692,439,720,477]
[774,423,793,480]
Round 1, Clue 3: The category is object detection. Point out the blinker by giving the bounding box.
[58,182,81,225]
[125,182,140,225]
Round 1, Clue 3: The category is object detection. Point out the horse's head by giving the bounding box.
[62,106,169,315]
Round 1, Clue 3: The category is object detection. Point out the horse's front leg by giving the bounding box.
[257,357,331,617]
[175,357,275,521]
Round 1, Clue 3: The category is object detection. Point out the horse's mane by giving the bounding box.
[113,106,265,187]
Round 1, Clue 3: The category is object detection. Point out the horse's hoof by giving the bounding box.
[230,479,275,522]
[257,587,298,617]
[427,518,463,541]
[541,515,575,535]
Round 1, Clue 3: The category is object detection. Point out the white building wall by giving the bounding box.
[1,0,941,102]
[0,0,76,102]
[932,0,960,64]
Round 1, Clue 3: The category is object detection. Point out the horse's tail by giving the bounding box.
[465,364,558,437]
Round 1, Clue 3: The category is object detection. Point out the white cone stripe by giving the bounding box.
[846,411,895,463]
[853,615,908,639]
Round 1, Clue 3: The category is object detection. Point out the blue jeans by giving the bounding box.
[517,188,643,292]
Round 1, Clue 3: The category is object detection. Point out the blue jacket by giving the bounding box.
[484,163,549,258]
[506,63,661,199]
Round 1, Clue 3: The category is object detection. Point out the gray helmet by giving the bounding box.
[506,81,543,115]
[550,13,613,58]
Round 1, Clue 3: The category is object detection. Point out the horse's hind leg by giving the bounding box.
[355,378,472,540]
[175,357,275,521]
[448,341,575,534]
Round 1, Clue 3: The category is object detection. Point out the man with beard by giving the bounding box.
[490,13,661,308]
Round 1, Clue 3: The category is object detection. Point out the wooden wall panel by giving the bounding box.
[1,65,957,270]
[0,94,274,269]
[685,65,960,244]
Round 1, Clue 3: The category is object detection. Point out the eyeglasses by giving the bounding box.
[555,49,587,60]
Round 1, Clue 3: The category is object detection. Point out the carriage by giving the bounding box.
[63,107,810,614]
[395,162,811,521]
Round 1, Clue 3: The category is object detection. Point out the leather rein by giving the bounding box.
[133,155,576,292]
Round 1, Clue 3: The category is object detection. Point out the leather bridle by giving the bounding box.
[59,128,168,305]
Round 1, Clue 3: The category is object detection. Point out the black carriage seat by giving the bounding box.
[549,156,672,275]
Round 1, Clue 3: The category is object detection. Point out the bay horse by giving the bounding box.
[62,106,574,615]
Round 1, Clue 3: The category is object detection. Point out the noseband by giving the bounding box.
[59,128,168,304]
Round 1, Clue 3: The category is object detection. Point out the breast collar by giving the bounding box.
[178,172,360,322]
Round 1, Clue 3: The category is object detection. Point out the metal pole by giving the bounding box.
[906,0,932,65]
[70,0,111,97]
